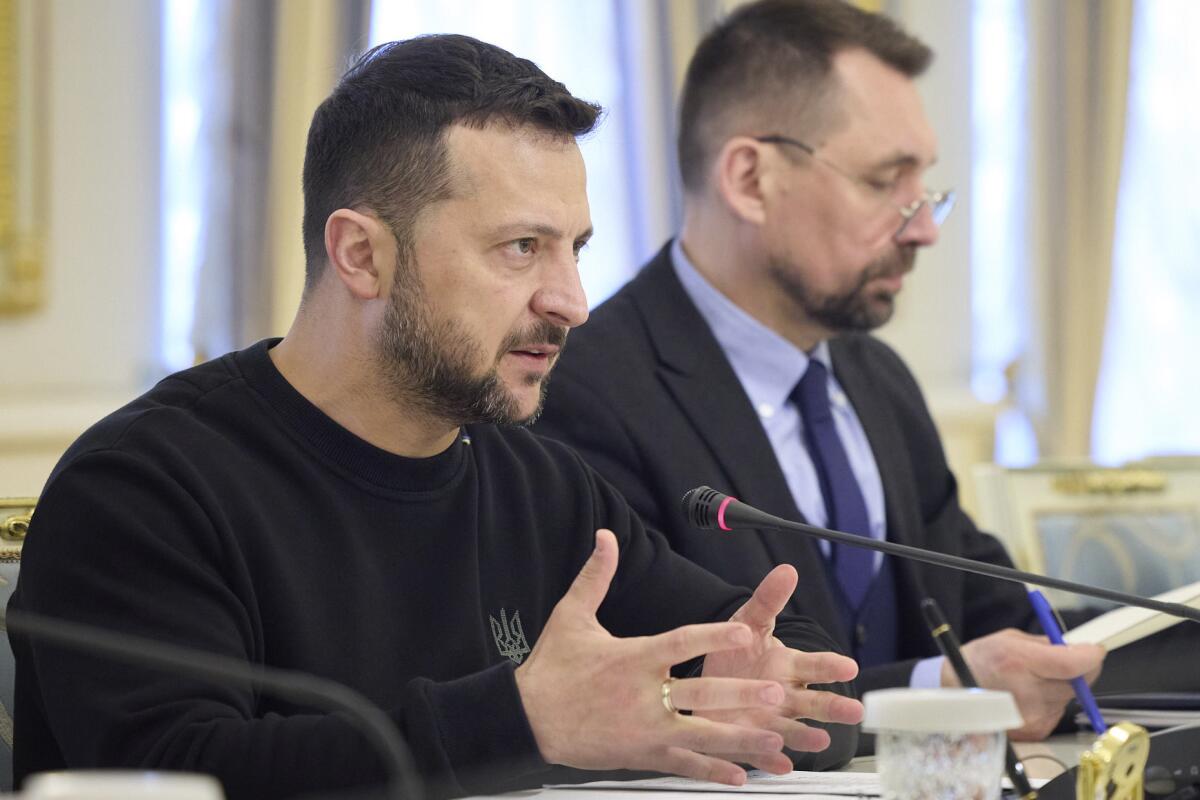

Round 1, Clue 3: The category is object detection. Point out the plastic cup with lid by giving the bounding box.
[862,688,1023,800]
[22,771,225,800]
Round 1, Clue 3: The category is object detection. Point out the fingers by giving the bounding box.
[783,685,864,725]
[659,747,747,786]
[671,716,784,757]
[667,677,784,713]
[739,711,835,752]
[768,714,835,753]
[714,750,795,775]
[778,648,860,685]
[750,647,861,722]
[954,630,1097,742]
[748,648,861,723]
[961,628,1103,691]
[1026,642,1106,681]
[560,529,619,617]
[655,714,802,784]
[778,719,832,752]
[642,622,754,666]
[665,676,846,756]
[730,564,799,633]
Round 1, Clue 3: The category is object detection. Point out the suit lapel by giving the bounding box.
[629,247,847,643]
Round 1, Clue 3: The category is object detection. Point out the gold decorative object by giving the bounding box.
[0,0,46,315]
[0,496,34,561]
[1076,722,1150,800]
[1052,469,1167,496]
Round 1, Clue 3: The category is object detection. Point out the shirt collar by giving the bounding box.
[670,239,831,411]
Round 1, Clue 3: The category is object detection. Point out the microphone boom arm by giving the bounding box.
[4,609,423,800]
[682,486,1200,624]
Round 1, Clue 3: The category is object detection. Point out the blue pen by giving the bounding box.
[1028,589,1107,733]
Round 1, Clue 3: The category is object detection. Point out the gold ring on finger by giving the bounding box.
[661,677,679,714]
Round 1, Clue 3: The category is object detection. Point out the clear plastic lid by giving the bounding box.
[862,688,1023,733]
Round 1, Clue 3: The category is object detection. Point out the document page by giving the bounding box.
[1063,579,1200,651]
[547,770,881,796]
[543,770,1049,798]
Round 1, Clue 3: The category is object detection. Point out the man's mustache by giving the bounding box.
[864,245,917,283]
[498,321,569,355]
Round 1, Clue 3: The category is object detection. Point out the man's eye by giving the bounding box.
[513,238,536,255]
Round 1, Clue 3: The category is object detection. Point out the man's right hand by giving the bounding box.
[944,628,1105,740]
[514,529,839,785]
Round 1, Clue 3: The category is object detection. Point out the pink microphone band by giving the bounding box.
[717,496,736,531]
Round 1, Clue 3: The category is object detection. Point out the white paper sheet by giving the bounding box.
[546,770,880,796]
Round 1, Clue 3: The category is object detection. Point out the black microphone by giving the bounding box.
[681,486,1200,624]
[3,609,422,800]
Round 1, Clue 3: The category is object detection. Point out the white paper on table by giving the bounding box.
[546,770,881,796]
[544,770,1050,798]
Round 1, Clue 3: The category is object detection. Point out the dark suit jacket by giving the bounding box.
[534,244,1036,695]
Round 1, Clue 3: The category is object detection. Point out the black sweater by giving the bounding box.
[11,339,853,799]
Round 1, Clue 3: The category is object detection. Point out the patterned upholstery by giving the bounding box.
[0,499,33,792]
[973,465,1200,610]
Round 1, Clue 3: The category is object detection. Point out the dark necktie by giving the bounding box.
[791,359,874,609]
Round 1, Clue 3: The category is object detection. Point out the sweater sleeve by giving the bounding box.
[11,450,546,800]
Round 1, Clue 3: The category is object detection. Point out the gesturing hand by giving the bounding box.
[700,564,863,770]
[946,628,1105,740]
[515,530,808,785]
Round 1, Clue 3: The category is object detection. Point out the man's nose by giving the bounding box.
[895,200,941,248]
[531,254,589,328]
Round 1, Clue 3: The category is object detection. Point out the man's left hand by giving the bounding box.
[701,564,863,773]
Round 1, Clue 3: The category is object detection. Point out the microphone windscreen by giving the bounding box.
[681,486,724,529]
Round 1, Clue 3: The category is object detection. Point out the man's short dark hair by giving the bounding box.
[677,0,932,193]
[301,34,601,288]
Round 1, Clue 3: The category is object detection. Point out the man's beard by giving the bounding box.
[769,245,916,333]
[376,263,567,427]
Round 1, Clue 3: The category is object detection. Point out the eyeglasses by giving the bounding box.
[754,134,955,239]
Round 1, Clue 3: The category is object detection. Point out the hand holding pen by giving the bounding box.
[1027,589,1108,733]
[919,603,1105,740]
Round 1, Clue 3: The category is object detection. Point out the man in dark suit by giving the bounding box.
[534,0,1105,741]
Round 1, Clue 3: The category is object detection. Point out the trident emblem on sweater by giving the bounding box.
[489,608,530,664]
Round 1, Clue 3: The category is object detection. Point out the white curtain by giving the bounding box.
[965,0,1132,463]
[265,0,371,334]
[1092,0,1200,464]
[164,0,368,368]
[190,1,276,363]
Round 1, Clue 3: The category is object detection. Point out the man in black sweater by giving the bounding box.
[9,35,861,800]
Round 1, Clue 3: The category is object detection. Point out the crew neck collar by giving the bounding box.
[234,339,467,494]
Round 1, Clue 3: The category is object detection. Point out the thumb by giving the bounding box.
[731,564,798,633]
[561,529,619,618]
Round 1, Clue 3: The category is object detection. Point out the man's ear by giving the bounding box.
[324,209,389,300]
[714,136,770,227]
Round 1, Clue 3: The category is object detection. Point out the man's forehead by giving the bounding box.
[820,48,938,168]
[436,122,591,233]
[445,122,584,190]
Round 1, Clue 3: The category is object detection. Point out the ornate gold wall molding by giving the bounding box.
[1051,469,1168,496]
[0,0,45,315]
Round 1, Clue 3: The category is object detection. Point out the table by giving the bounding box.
[463,733,1105,800]
[840,732,1096,782]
